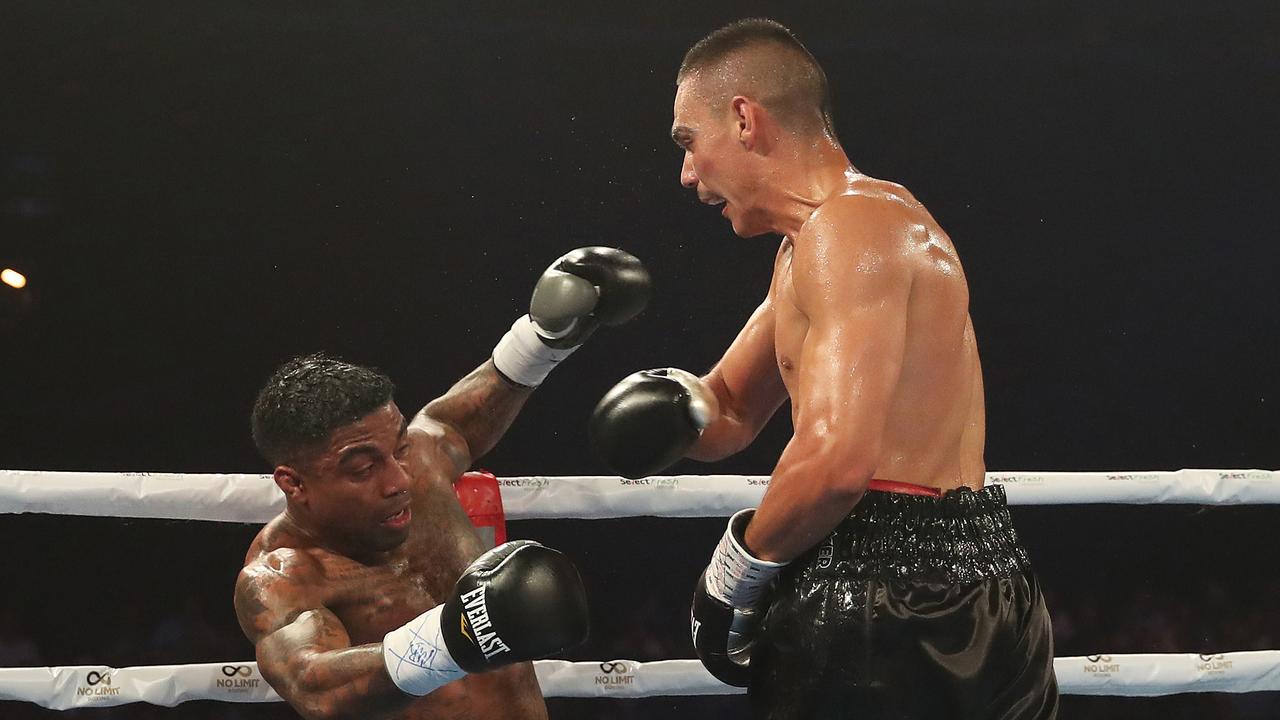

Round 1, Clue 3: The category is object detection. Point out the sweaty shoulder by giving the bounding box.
[405,416,470,488]
[802,179,926,244]
[235,545,326,641]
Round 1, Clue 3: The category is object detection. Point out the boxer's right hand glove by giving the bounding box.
[691,509,787,687]
[493,247,651,387]
[382,541,589,696]
[589,367,719,479]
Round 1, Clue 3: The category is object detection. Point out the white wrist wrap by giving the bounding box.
[705,509,788,609]
[382,604,465,697]
[491,315,581,387]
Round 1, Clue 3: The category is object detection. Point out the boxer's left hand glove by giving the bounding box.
[382,541,590,696]
[691,509,787,687]
[493,247,651,387]
[589,367,718,479]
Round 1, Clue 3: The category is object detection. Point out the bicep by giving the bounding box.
[791,247,911,464]
[705,297,788,428]
[407,415,471,479]
[235,566,348,694]
[256,608,352,688]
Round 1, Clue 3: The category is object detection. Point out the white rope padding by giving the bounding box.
[1,469,1278,522]
[2,652,1278,708]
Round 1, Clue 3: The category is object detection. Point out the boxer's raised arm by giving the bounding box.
[413,361,533,476]
[416,247,650,475]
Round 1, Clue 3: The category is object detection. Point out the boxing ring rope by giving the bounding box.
[3,653,1280,709]
[2,468,1279,708]
[2,469,1279,522]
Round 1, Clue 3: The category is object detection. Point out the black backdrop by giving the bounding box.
[2,2,1278,718]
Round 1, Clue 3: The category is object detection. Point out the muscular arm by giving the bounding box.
[412,359,534,477]
[234,559,412,720]
[743,199,912,562]
[688,261,789,462]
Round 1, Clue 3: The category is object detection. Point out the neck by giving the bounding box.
[756,136,857,238]
[280,506,394,565]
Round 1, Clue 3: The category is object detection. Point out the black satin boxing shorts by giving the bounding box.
[751,483,1058,720]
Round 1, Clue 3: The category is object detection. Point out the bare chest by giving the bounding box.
[772,245,808,394]
[321,540,467,645]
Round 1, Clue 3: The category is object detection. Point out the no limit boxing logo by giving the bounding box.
[216,665,261,692]
[1082,654,1120,676]
[595,660,636,689]
[1196,653,1234,674]
[77,670,121,699]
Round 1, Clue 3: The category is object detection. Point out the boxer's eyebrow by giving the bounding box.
[338,445,379,467]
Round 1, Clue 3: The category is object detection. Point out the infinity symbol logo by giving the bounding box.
[221,665,253,677]
[1198,654,1224,662]
[1085,655,1112,663]
[86,671,111,686]
[599,662,629,674]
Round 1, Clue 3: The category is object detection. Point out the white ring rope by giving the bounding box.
[1,469,1278,522]
[2,468,1277,707]
[1,652,1278,708]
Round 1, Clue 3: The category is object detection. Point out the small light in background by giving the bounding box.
[2,268,27,289]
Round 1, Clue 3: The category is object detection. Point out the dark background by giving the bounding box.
[2,1,1278,718]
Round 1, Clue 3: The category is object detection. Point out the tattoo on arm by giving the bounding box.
[418,360,534,469]
[236,567,412,719]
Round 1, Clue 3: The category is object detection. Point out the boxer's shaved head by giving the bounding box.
[677,18,835,138]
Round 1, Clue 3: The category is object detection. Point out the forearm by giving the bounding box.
[280,643,411,720]
[742,440,872,562]
[686,370,784,462]
[687,412,753,461]
[419,360,533,462]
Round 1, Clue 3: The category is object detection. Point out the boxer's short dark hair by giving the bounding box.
[678,18,834,138]
[251,353,395,466]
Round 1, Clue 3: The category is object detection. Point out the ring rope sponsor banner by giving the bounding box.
[0,469,1278,522]
[2,652,1280,706]
[1057,651,1280,697]
[0,663,277,709]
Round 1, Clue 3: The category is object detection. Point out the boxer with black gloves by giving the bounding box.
[591,371,785,686]
[382,541,588,696]
[593,19,1057,719]
[493,246,650,388]
[237,247,647,720]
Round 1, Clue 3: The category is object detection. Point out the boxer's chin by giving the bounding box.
[369,522,411,551]
[728,211,771,239]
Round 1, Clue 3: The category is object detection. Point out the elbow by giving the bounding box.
[828,454,878,500]
[791,435,878,500]
[290,663,344,720]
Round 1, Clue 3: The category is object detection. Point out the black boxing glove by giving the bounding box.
[691,509,787,687]
[589,368,719,479]
[493,247,651,387]
[382,541,589,696]
[530,246,651,346]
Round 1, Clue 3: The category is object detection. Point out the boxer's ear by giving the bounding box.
[732,96,765,152]
[274,465,307,505]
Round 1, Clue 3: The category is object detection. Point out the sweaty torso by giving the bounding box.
[244,456,545,719]
[772,175,986,491]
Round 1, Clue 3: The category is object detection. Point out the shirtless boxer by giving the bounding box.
[235,247,649,720]
[590,20,1057,719]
